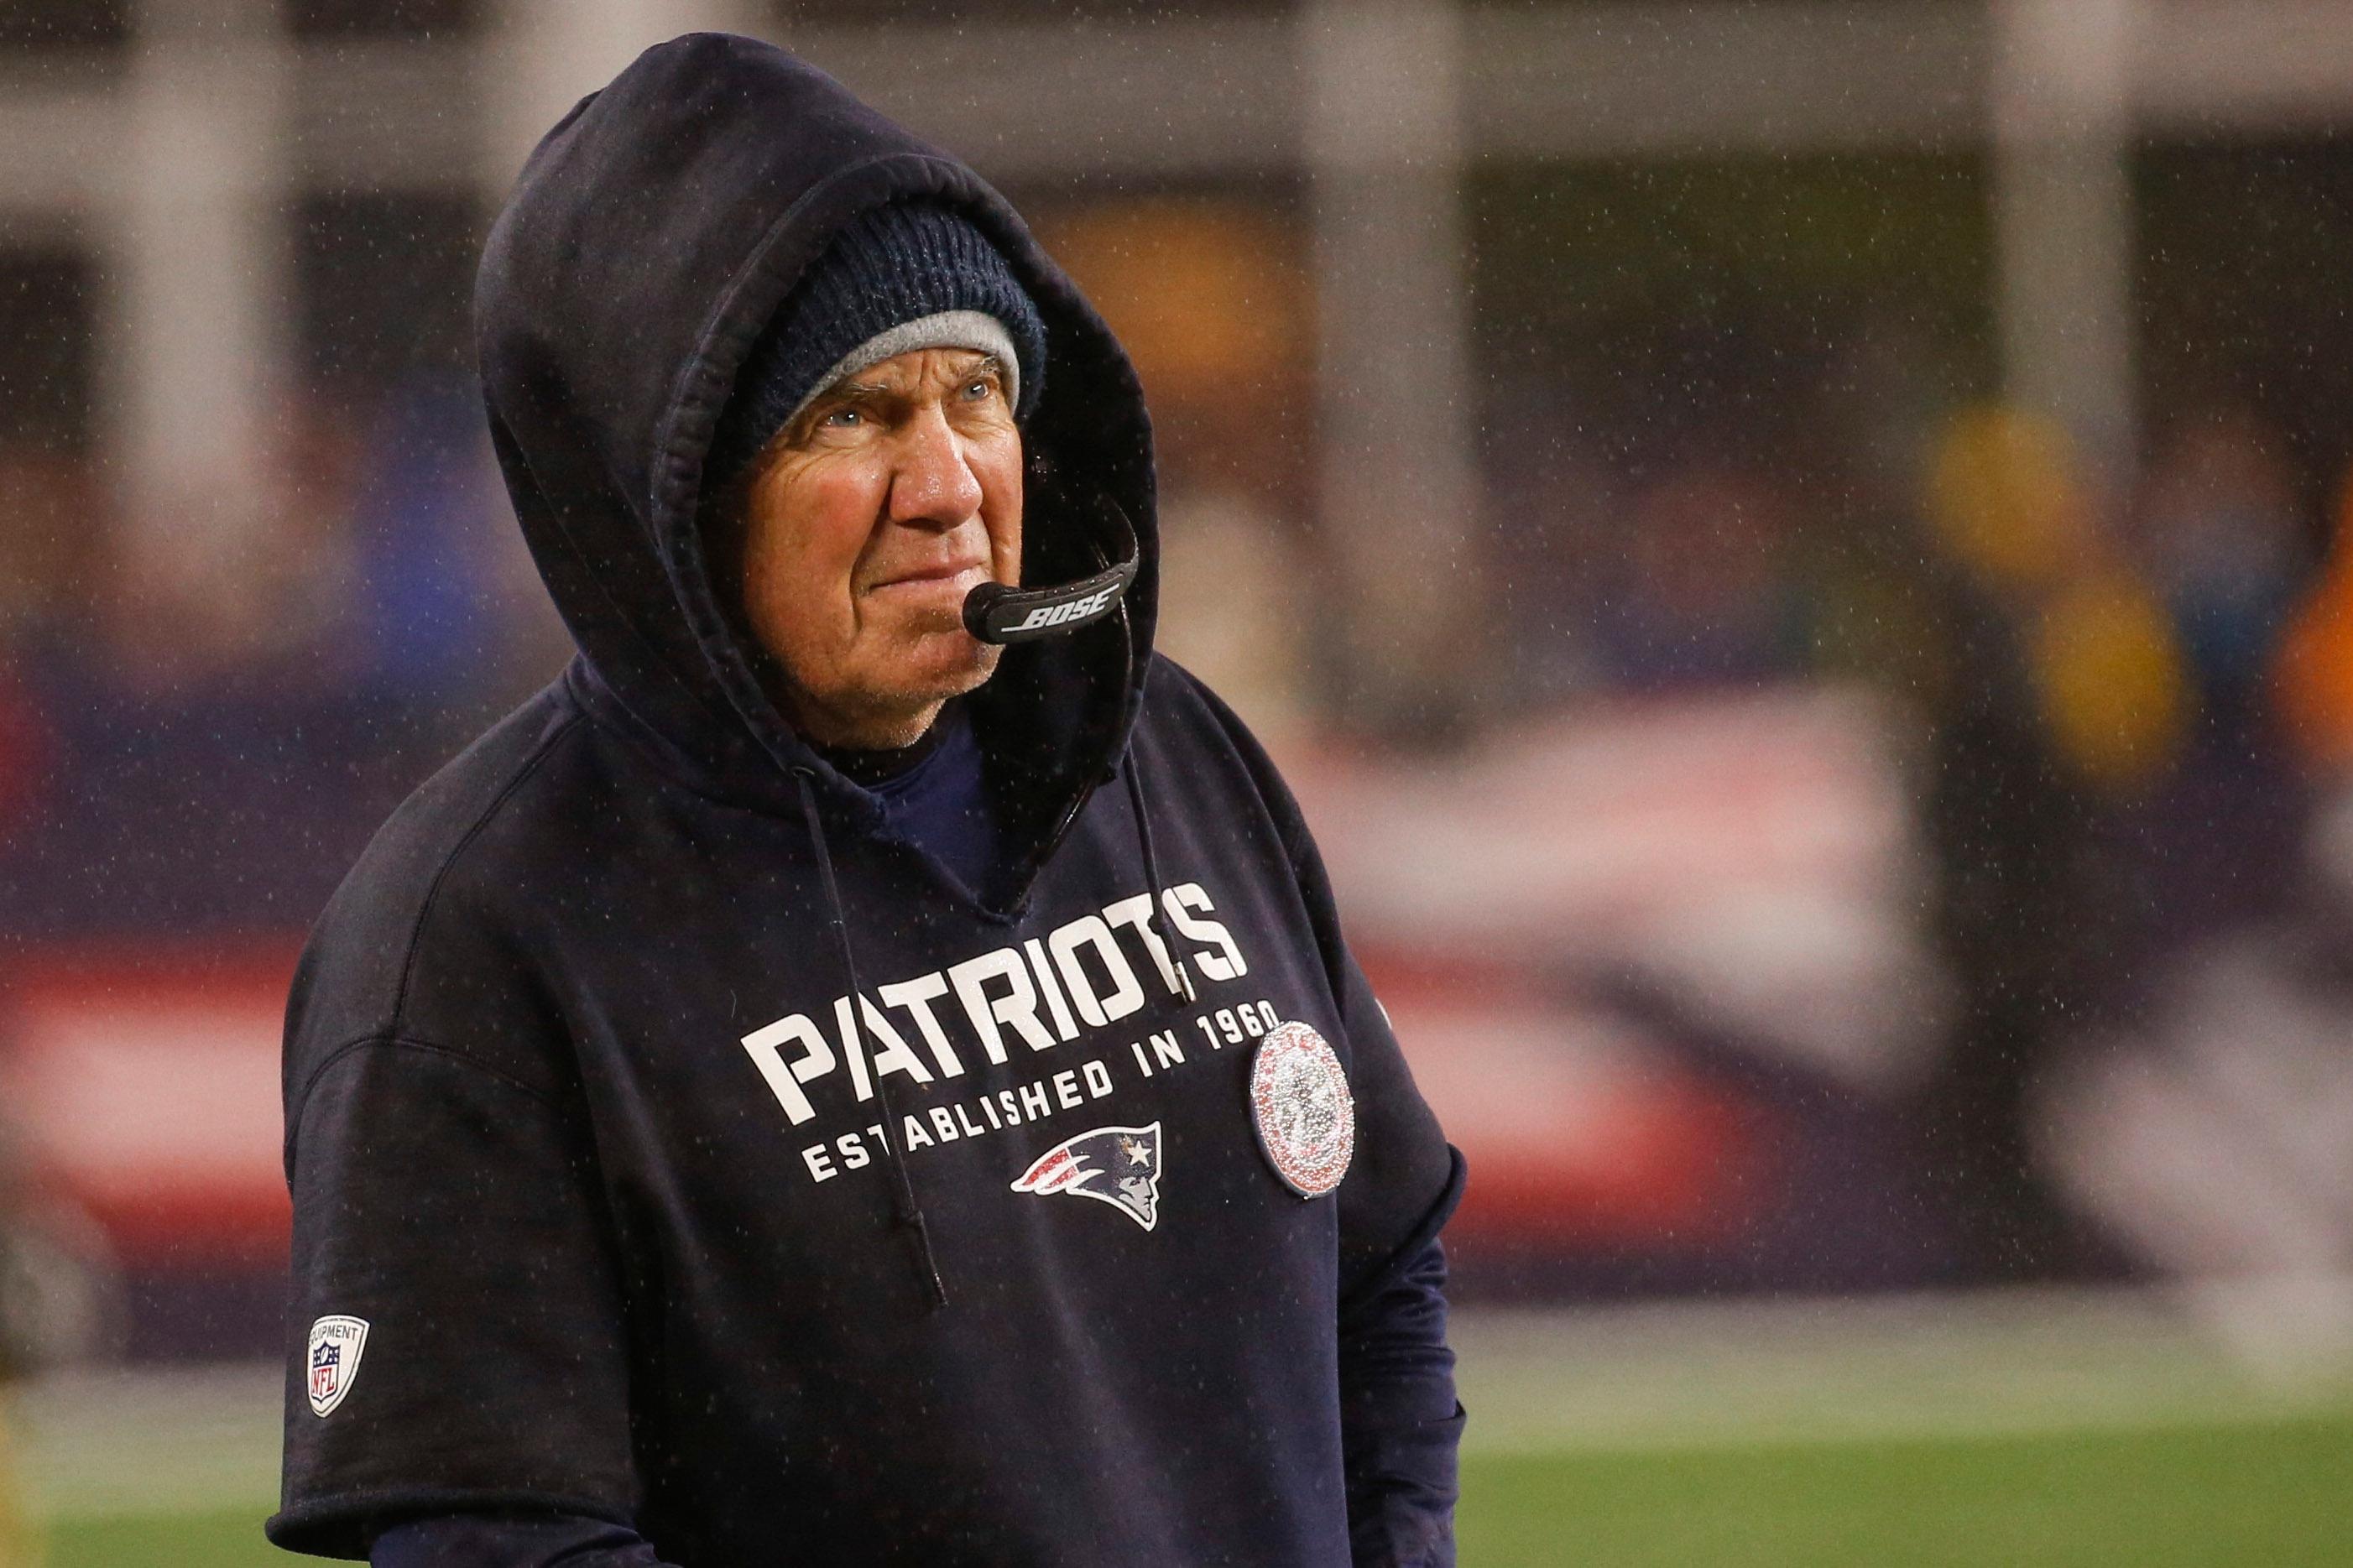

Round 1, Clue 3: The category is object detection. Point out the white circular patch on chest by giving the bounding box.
[1248,1021,1356,1198]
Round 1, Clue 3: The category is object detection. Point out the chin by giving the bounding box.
[876,633,1001,710]
[921,637,1003,700]
[796,625,1005,748]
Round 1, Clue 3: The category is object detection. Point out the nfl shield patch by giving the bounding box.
[306,1315,370,1417]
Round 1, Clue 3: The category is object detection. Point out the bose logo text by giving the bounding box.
[1010,586,1119,633]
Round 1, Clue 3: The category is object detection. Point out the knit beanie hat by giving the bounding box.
[707,199,1047,494]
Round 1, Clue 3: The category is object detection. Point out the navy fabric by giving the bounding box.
[1342,1237,1463,1568]
[858,700,1002,900]
[272,33,1460,1567]
[369,1232,1458,1568]
[705,198,1048,495]
[372,1513,667,1568]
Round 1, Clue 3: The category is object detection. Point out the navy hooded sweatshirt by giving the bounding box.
[270,33,1463,1567]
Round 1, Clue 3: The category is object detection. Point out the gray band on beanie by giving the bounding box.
[780,309,1021,437]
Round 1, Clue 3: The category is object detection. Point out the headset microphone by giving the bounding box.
[962,494,1140,645]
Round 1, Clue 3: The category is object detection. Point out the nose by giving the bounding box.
[886,404,984,532]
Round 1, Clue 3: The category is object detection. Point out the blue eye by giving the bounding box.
[823,407,862,427]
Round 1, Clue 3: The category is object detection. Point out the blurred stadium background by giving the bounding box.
[7,0,2353,1562]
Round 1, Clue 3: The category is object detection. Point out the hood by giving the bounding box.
[474,33,1157,910]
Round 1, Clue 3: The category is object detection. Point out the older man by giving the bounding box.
[271,34,1463,1568]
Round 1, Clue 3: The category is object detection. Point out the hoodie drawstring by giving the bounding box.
[795,768,951,1310]
[1111,599,1190,1007]
[1122,751,1192,1004]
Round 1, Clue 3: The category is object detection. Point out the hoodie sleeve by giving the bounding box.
[1154,661,1466,1560]
[268,1039,640,1560]
[372,1511,672,1567]
[1272,759,1468,1560]
[1339,1235,1463,1568]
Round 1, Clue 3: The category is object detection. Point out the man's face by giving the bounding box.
[736,346,1023,748]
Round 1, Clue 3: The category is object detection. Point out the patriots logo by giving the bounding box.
[1010,1122,1163,1232]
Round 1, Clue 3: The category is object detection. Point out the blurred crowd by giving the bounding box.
[1487,357,2353,1281]
[0,372,567,940]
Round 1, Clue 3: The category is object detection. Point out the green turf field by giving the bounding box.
[1461,1414,2353,1566]
[32,1420,2353,1568]
[15,1288,2353,1565]
[30,1418,2353,1567]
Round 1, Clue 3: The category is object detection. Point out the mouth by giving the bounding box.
[866,561,992,595]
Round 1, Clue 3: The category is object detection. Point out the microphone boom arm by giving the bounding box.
[962,495,1140,645]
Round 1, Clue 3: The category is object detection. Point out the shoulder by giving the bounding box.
[1133,653,1312,862]
[285,681,592,1098]
[1137,652,1254,748]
